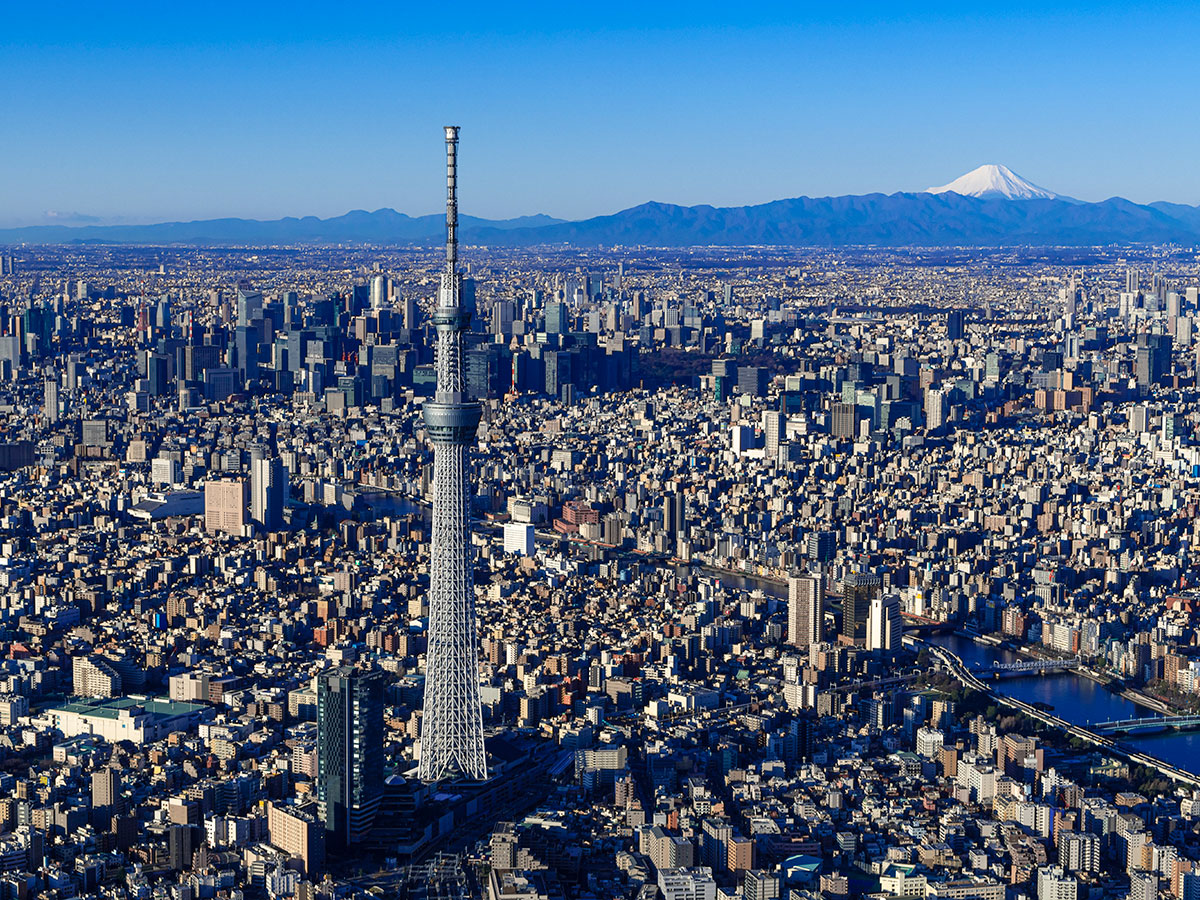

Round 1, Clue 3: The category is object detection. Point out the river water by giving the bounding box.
[930,633,1200,775]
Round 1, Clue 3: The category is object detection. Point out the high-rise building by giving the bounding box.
[806,531,836,562]
[1036,866,1077,900]
[233,324,258,381]
[491,299,515,335]
[738,366,768,397]
[168,823,194,871]
[251,455,287,532]
[205,479,247,536]
[91,768,120,821]
[317,667,384,848]
[544,301,568,334]
[712,357,738,381]
[924,388,947,433]
[44,376,59,424]
[700,819,733,871]
[946,309,965,341]
[266,801,325,876]
[831,401,857,439]
[743,869,781,900]
[663,491,686,549]
[419,127,488,783]
[762,410,785,460]
[1128,873,1156,900]
[370,273,387,309]
[503,522,535,556]
[1056,831,1099,874]
[841,573,881,646]
[867,592,903,653]
[788,575,824,648]
[236,288,262,328]
[402,295,418,330]
[1168,291,1182,318]
[641,826,695,871]
[152,457,180,487]
[1136,333,1171,389]
[658,867,718,900]
[73,655,122,697]
[82,418,108,447]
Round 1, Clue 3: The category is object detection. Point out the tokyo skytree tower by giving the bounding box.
[418,126,487,782]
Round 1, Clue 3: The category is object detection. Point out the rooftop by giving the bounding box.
[50,695,206,720]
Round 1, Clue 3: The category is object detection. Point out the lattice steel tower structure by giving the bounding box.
[418,126,487,782]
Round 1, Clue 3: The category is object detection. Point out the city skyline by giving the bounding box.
[4,1,1200,226]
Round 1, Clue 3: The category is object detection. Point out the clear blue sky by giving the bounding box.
[2,1,1197,226]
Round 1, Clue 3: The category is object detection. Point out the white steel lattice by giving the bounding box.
[419,441,486,781]
[418,126,487,783]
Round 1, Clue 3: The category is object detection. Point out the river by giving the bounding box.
[930,633,1200,775]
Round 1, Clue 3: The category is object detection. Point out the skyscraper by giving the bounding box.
[805,531,836,562]
[251,454,287,532]
[317,667,384,848]
[663,491,686,550]
[867,592,903,653]
[236,288,262,328]
[205,479,247,536]
[924,388,947,433]
[738,365,768,397]
[841,572,881,646]
[544,301,568,334]
[762,410,785,460]
[1135,333,1171,389]
[788,574,824,648]
[946,309,965,341]
[419,127,488,783]
[1125,267,1139,294]
[831,401,857,439]
[44,375,59,424]
[370,273,387,309]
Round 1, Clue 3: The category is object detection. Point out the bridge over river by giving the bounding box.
[1092,715,1200,734]
[968,657,1080,676]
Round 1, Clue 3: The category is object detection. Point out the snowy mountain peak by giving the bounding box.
[926,164,1059,200]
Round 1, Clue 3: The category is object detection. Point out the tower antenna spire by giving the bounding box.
[444,125,458,278]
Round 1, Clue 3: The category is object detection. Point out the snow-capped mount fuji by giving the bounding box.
[926,164,1061,200]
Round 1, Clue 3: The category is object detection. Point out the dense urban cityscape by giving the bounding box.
[12,0,1200,896]
[3,181,1200,900]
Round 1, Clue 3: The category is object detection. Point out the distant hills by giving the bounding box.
[3,166,1200,248]
[0,210,566,247]
[475,193,1200,248]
